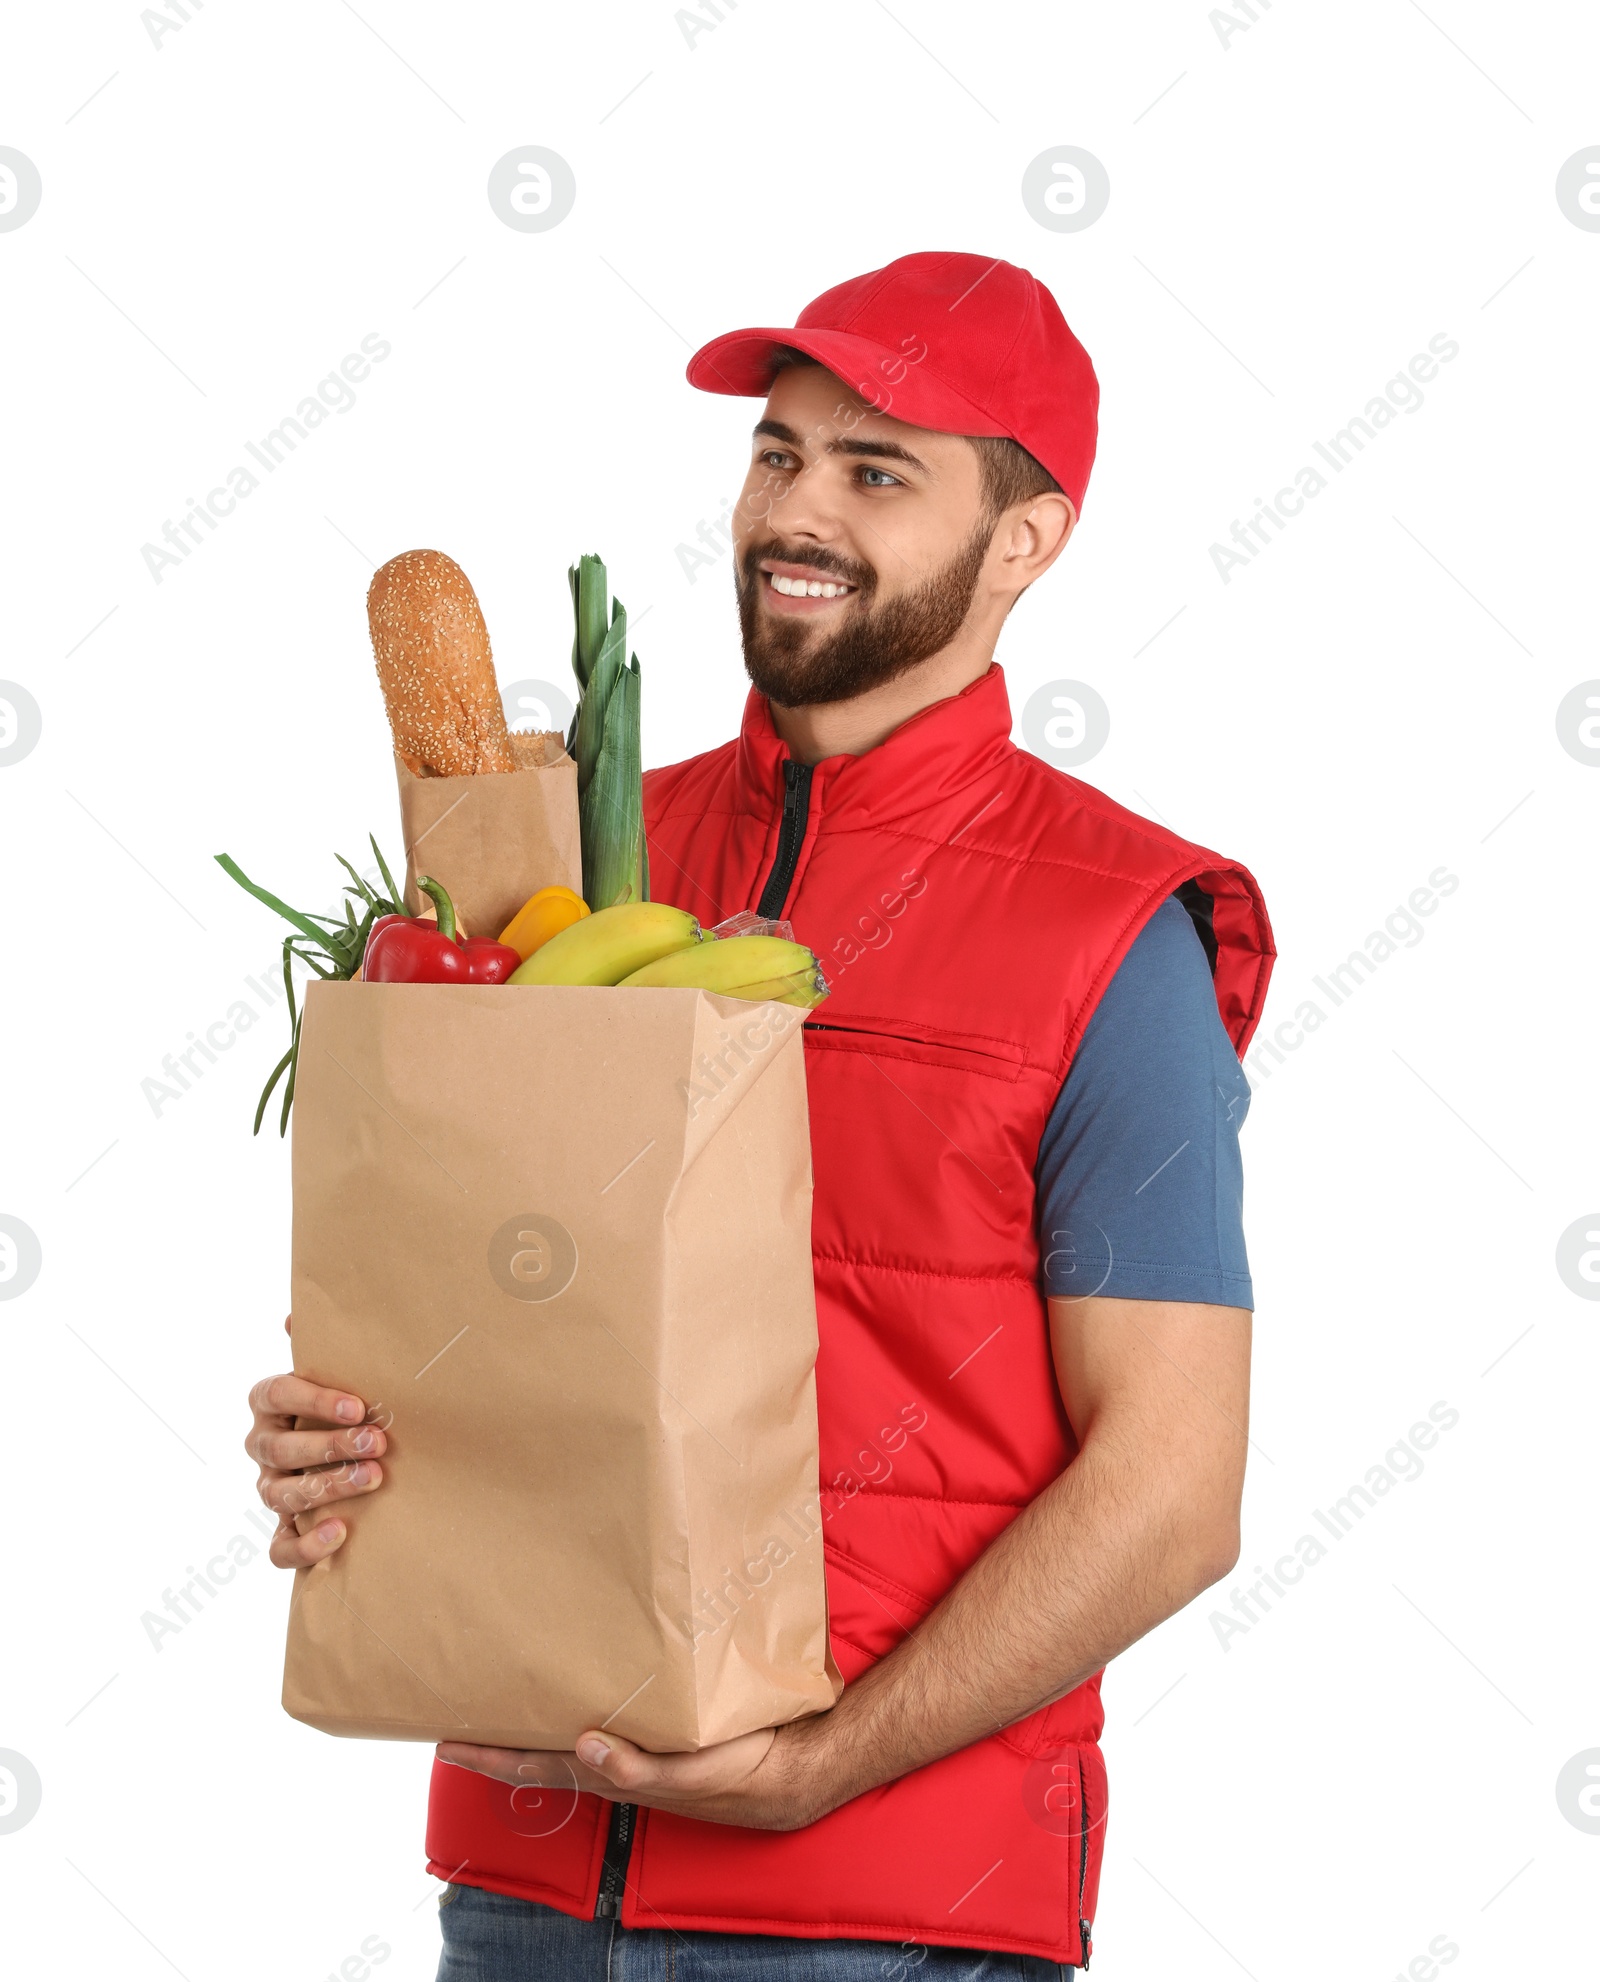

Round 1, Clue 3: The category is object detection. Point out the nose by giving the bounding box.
[764,461,846,547]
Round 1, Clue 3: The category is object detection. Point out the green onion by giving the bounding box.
[215,843,409,1136]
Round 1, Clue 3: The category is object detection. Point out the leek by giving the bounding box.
[567,554,648,908]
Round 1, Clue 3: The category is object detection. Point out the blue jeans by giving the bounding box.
[436,1884,1075,1980]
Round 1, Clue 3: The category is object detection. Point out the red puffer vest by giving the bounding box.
[427,665,1273,1966]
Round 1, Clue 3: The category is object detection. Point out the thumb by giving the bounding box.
[576,1728,648,1789]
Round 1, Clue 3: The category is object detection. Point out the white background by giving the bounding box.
[2,2,1597,1976]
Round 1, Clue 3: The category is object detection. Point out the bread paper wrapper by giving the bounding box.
[395,731,581,943]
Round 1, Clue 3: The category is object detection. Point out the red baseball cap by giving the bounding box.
[686,251,1100,516]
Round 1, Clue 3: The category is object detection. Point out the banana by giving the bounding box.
[727,968,829,1009]
[508,901,701,985]
[617,933,829,1007]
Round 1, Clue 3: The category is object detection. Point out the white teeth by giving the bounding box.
[768,571,851,598]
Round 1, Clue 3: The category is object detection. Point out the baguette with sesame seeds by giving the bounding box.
[367,548,517,776]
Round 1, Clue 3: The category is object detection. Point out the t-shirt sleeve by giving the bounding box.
[1036,893,1255,1308]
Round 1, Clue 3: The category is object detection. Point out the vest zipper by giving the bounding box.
[592,1799,635,1919]
[1077,1751,1093,1970]
[756,759,814,919]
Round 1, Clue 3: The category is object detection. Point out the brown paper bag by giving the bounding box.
[283,977,841,1752]
[395,731,581,941]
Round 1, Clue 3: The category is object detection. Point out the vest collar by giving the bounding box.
[734,664,1017,830]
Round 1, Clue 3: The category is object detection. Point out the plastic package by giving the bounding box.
[707,911,795,942]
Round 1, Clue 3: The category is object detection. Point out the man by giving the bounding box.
[247,252,1274,1979]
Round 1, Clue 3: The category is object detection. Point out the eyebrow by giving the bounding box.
[753,417,930,475]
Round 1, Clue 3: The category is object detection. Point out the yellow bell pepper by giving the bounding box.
[499,884,590,962]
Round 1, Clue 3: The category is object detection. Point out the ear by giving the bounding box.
[992,492,1076,599]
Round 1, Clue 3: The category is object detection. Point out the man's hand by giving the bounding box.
[246,1318,387,1568]
[436,1709,848,1833]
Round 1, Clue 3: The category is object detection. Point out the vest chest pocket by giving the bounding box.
[804,1014,1032,1084]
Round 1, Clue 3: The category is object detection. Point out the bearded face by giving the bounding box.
[735,519,994,708]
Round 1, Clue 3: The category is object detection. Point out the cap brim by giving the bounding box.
[686,326,1011,443]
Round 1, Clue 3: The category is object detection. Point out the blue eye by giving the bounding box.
[861,466,901,487]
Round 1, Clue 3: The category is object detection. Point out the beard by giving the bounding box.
[735,522,992,708]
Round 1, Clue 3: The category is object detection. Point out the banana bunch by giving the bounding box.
[504,903,828,1007]
[620,933,827,1008]
[508,902,700,985]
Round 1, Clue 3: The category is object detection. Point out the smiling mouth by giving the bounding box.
[762,566,858,601]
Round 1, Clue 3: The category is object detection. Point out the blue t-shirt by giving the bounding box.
[1036,895,1254,1309]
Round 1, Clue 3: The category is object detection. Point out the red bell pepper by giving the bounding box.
[362,876,521,984]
